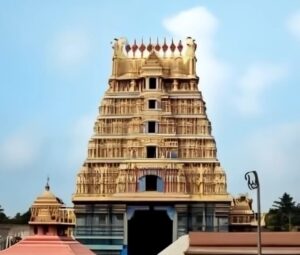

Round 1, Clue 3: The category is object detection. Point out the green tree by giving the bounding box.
[272,193,295,213]
[11,209,31,224]
[0,206,31,224]
[293,204,300,226]
[0,205,9,223]
[266,193,299,231]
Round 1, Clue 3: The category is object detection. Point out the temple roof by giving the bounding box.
[160,232,300,255]
[0,236,96,255]
[31,180,64,207]
[110,37,198,79]
[230,194,253,214]
[0,181,88,255]
[186,232,300,254]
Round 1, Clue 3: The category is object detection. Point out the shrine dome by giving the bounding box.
[0,181,96,255]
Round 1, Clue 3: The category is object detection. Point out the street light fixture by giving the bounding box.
[245,171,262,255]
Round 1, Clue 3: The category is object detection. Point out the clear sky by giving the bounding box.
[0,0,300,217]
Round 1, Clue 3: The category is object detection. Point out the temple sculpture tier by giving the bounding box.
[72,37,231,255]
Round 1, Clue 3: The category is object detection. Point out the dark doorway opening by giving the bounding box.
[138,175,164,192]
[146,146,156,158]
[147,121,156,133]
[148,100,156,109]
[145,175,157,191]
[149,77,157,89]
[128,210,172,255]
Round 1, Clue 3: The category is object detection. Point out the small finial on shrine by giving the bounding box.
[162,38,168,55]
[132,39,138,57]
[155,37,161,51]
[170,38,176,53]
[177,40,183,55]
[125,43,131,54]
[45,176,50,191]
[147,38,153,52]
[139,38,146,57]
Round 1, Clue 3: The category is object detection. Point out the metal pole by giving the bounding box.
[257,180,262,255]
[245,171,262,255]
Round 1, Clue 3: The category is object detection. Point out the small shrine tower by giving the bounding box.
[0,181,95,255]
[229,195,257,232]
[72,37,232,255]
[29,179,75,237]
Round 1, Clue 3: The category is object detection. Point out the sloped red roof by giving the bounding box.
[189,232,300,246]
[186,232,300,255]
[0,235,95,255]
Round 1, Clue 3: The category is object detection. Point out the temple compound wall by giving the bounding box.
[72,37,232,255]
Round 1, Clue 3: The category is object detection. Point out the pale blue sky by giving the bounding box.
[0,0,300,216]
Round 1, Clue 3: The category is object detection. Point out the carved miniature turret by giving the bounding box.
[0,181,95,255]
[229,194,256,231]
[30,179,75,237]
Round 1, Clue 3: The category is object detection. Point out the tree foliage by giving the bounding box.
[266,193,300,231]
[272,193,295,213]
[0,205,9,223]
[10,209,31,224]
[0,205,31,224]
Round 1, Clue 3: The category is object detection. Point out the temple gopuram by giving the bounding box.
[72,37,232,255]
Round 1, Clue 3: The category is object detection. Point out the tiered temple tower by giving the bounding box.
[72,37,231,255]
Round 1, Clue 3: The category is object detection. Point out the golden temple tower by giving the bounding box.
[72,37,231,255]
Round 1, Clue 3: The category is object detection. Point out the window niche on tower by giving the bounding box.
[148,121,156,133]
[148,99,156,109]
[146,77,158,90]
[138,175,164,192]
[146,175,157,191]
[149,78,157,89]
[146,146,157,158]
[148,99,161,110]
[145,121,158,133]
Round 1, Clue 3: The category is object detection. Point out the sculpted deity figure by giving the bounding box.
[108,80,113,91]
[76,175,82,194]
[184,37,197,75]
[190,80,197,91]
[82,175,88,193]
[172,79,178,91]
[129,79,136,92]
[117,171,126,193]
[213,166,227,194]
[166,173,172,192]
[184,37,197,59]
[112,37,127,58]
[129,171,137,192]
[194,168,203,194]
[177,170,186,193]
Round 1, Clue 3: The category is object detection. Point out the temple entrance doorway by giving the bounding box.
[128,209,172,255]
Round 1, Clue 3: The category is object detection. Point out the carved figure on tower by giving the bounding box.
[112,37,127,58]
[184,37,197,59]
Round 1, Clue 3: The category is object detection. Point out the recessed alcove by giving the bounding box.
[146,146,157,158]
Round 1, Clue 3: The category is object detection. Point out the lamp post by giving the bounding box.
[245,171,262,255]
